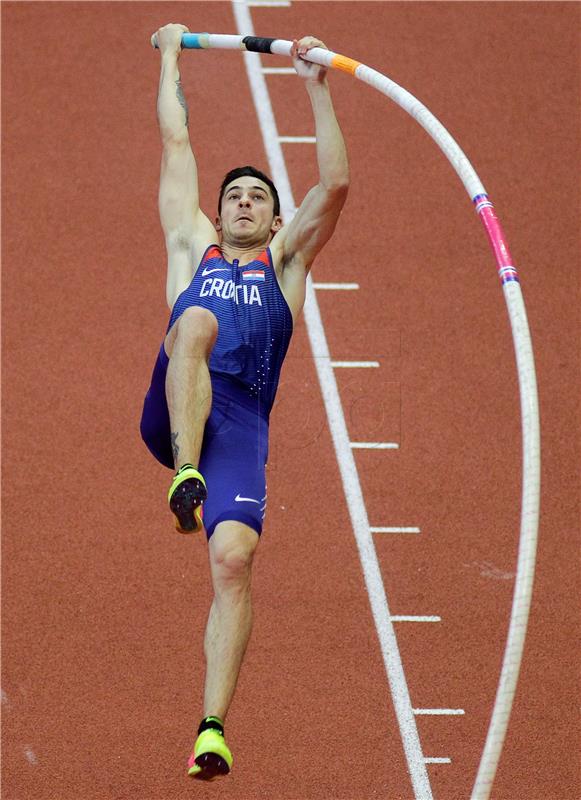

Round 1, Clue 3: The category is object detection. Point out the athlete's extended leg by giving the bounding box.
[188,520,259,778]
[165,306,218,533]
[204,520,259,718]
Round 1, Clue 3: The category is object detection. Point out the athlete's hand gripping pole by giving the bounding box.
[152,31,342,73]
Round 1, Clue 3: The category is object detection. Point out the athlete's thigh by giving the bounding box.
[164,306,218,359]
[140,343,173,469]
[199,396,268,540]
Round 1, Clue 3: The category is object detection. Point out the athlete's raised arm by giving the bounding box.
[152,24,217,309]
[273,37,349,293]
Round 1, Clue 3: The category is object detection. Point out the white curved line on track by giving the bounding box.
[233,3,433,798]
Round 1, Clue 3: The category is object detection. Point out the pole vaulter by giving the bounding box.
[154,31,541,800]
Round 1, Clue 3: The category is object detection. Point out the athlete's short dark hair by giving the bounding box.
[218,166,280,217]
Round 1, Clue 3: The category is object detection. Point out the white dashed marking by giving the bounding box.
[351,442,399,449]
[277,136,316,143]
[414,708,465,716]
[262,67,296,74]
[331,361,380,368]
[247,0,291,6]
[371,527,421,534]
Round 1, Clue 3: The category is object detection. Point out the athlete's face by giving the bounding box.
[216,177,282,246]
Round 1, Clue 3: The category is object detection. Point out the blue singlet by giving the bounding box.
[140,245,294,539]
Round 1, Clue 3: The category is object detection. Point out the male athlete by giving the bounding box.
[141,23,348,779]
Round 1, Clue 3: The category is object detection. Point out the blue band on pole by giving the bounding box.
[181,33,208,49]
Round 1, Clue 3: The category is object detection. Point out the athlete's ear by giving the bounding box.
[270,215,283,233]
[215,216,222,232]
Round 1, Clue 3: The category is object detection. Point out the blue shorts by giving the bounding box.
[140,344,269,539]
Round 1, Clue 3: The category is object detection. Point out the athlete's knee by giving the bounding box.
[211,535,257,593]
[175,306,218,354]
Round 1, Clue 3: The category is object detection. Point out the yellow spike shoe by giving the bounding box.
[187,729,233,780]
[167,464,207,534]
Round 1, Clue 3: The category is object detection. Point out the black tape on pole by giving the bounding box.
[242,36,276,54]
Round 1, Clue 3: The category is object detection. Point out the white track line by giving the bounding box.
[425,757,452,765]
[247,1,291,7]
[278,135,316,143]
[371,527,421,534]
[414,708,465,716]
[313,282,360,290]
[262,67,296,74]
[331,360,380,368]
[351,441,399,449]
[391,616,441,623]
[233,4,433,798]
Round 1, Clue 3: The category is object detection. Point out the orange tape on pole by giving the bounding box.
[331,53,361,75]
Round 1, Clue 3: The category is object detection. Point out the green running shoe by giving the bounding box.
[168,464,207,534]
[187,728,233,780]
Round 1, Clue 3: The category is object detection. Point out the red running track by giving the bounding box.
[2,2,579,799]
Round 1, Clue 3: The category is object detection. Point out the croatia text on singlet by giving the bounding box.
[167,245,294,418]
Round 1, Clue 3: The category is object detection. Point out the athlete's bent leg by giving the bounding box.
[203,520,260,721]
[164,306,218,470]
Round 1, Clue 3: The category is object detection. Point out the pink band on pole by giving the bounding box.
[473,194,519,285]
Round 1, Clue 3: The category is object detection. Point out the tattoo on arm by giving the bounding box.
[171,432,180,466]
[175,76,189,127]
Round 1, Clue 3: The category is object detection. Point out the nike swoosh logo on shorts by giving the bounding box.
[234,494,261,504]
[202,266,230,276]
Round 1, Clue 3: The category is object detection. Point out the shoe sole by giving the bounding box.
[189,752,230,780]
[169,478,206,534]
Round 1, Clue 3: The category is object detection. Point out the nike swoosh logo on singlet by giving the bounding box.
[202,266,230,276]
[234,494,261,504]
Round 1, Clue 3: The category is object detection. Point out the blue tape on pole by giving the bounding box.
[181,33,207,49]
